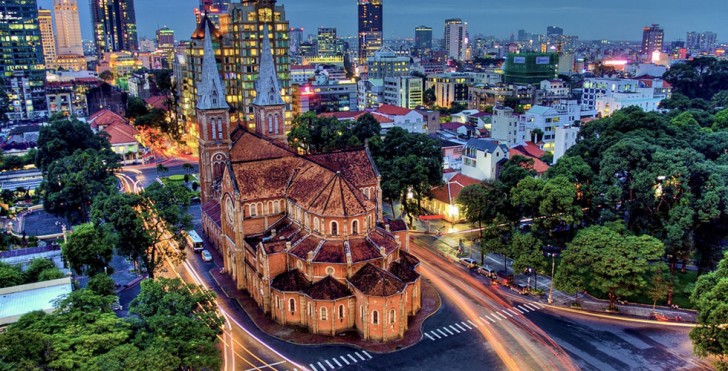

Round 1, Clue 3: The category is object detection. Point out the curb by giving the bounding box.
[539,302,698,327]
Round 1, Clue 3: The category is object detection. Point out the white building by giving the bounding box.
[520,100,582,151]
[291,65,316,84]
[553,124,580,164]
[383,76,423,109]
[461,138,509,182]
[450,109,480,124]
[375,104,426,134]
[540,79,570,98]
[491,106,526,146]
[444,18,469,61]
[582,77,671,117]
[357,78,384,110]
[366,47,410,79]
[53,0,84,56]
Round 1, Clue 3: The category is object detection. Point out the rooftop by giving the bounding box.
[0,277,72,326]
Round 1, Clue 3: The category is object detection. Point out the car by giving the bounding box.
[201,249,213,262]
[477,265,497,278]
[458,257,478,269]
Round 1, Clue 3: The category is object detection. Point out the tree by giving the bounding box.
[663,57,728,100]
[647,264,673,310]
[536,176,583,241]
[423,87,436,106]
[126,97,149,119]
[62,223,114,276]
[499,155,536,189]
[457,184,490,238]
[41,149,120,224]
[690,253,728,369]
[99,70,114,84]
[155,163,168,175]
[510,231,546,290]
[530,128,545,143]
[0,261,23,288]
[88,273,117,296]
[35,116,113,170]
[23,258,63,284]
[556,223,664,310]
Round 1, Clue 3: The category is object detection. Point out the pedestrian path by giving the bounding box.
[423,302,546,342]
[307,350,373,371]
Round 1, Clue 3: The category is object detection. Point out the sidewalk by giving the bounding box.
[416,233,698,323]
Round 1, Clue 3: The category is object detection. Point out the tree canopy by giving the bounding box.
[35,116,114,171]
[690,252,728,369]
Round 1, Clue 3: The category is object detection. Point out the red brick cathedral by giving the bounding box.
[195,18,421,342]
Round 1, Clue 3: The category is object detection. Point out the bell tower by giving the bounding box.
[196,15,231,204]
[252,23,287,144]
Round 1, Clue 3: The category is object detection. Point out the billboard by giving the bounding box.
[536,56,551,65]
[513,56,526,64]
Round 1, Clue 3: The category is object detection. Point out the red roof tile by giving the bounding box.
[307,148,379,187]
[202,201,221,227]
[399,250,420,269]
[388,261,419,283]
[271,269,311,292]
[348,238,382,263]
[88,109,127,129]
[441,122,466,131]
[144,96,167,111]
[290,235,322,259]
[313,240,346,263]
[376,104,413,116]
[102,122,139,145]
[430,173,480,205]
[349,263,405,296]
[230,131,295,163]
[304,276,352,300]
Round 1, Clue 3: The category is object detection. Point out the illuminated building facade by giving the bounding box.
[358,0,383,63]
[90,0,139,55]
[641,24,663,57]
[54,0,84,56]
[444,19,468,61]
[414,26,432,57]
[0,0,47,121]
[38,8,58,69]
[317,27,337,57]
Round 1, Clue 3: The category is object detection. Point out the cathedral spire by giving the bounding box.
[196,17,228,111]
[253,24,285,106]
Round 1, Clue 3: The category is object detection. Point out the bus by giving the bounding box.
[186,230,204,252]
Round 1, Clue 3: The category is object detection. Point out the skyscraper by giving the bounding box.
[38,8,58,68]
[195,0,231,27]
[414,26,432,57]
[358,0,383,63]
[90,0,139,55]
[444,19,468,61]
[317,27,337,57]
[0,0,47,120]
[546,26,563,38]
[54,0,84,56]
[156,27,175,53]
[641,24,664,56]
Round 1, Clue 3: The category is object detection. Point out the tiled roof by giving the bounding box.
[88,109,126,129]
[271,269,311,292]
[349,263,405,296]
[103,122,139,145]
[509,142,550,174]
[381,218,407,232]
[376,104,413,116]
[313,240,346,263]
[470,111,491,118]
[202,201,221,227]
[465,138,507,154]
[430,173,481,205]
[441,122,466,131]
[348,238,383,263]
[319,111,363,120]
[232,157,300,200]
[304,276,352,300]
[389,261,420,283]
[229,130,294,163]
[144,96,167,110]
[289,234,321,259]
[307,148,379,187]
[287,165,375,218]
[367,229,399,255]
[399,250,420,269]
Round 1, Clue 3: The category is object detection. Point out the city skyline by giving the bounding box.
[37,0,727,43]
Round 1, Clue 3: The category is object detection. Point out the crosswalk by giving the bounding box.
[308,350,373,371]
[424,302,545,342]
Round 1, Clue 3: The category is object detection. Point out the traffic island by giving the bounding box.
[210,268,442,353]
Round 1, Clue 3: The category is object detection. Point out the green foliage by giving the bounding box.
[556,223,665,310]
[499,155,536,189]
[126,96,149,119]
[0,261,23,288]
[287,112,381,154]
[36,116,113,170]
[510,231,547,287]
[23,258,63,284]
[62,223,114,276]
[690,253,728,368]
[87,273,116,296]
[40,149,120,224]
[663,57,728,100]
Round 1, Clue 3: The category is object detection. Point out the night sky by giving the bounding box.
[37,0,725,43]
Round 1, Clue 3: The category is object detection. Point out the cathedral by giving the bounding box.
[195,17,421,342]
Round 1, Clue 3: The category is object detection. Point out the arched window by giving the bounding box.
[352,220,359,235]
[289,298,295,312]
[363,188,370,199]
[217,119,223,139]
[360,305,364,322]
[211,119,218,139]
[274,296,279,309]
[268,114,274,133]
[389,309,396,324]
[338,304,345,320]
[331,221,338,236]
[313,218,320,232]
[321,307,327,321]
[250,204,257,217]
[372,310,379,325]
[273,200,280,213]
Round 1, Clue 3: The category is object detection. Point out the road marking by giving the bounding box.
[513,307,525,314]
[436,329,449,337]
[443,327,455,335]
[493,311,506,320]
[523,303,540,311]
[309,364,317,371]
[449,325,461,333]
[462,321,474,329]
[244,361,287,371]
[517,305,530,312]
[454,323,468,331]
[479,316,491,324]
[355,352,366,361]
[430,331,442,339]
[332,358,342,368]
[324,360,334,369]
[339,356,350,365]
[501,309,514,318]
[317,362,325,371]
[347,354,358,363]
[533,302,546,309]
[362,351,372,359]
[507,309,520,316]
[425,333,435,341]
[467,319,478,327]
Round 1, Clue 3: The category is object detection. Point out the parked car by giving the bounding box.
[477,265,497,278]
[495,271,514,286]
[458,257,478,269]
[512,283,529,295]
[201,249,213,262]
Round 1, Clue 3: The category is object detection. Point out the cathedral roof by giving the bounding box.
[253,25,285,106]
[294,171,373,218]
[304,276,352,300]
[399,250,420,269]
[307,148,379,187]
[229,130,294,163]
[271,269,310,292]
[348,238,384,263]
[196,18,229,111]
[388,261,420,283]
[348,263,405,297]
[313,240,346,263]
[232,157,300,201]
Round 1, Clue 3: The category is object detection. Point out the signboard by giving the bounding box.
[513,56,526,64]
[536,56,551,65]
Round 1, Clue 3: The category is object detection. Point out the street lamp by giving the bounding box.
[546,252,559,304]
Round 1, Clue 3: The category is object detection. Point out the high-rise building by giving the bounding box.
[317,27,337,57]
[196,0,231,27]
[38,8,58,68]
[414,26,432,57]
[54,0,84,56]
[90,0,139,55]
[289,27,304,55]
[0,0,47,121]
[641,24,664,56]
[688,31,718,54]
[156,27,175,53]
[546,26,563,38]
[358,0,383,63]
[444,19,468,61]
[367,47,410,79]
